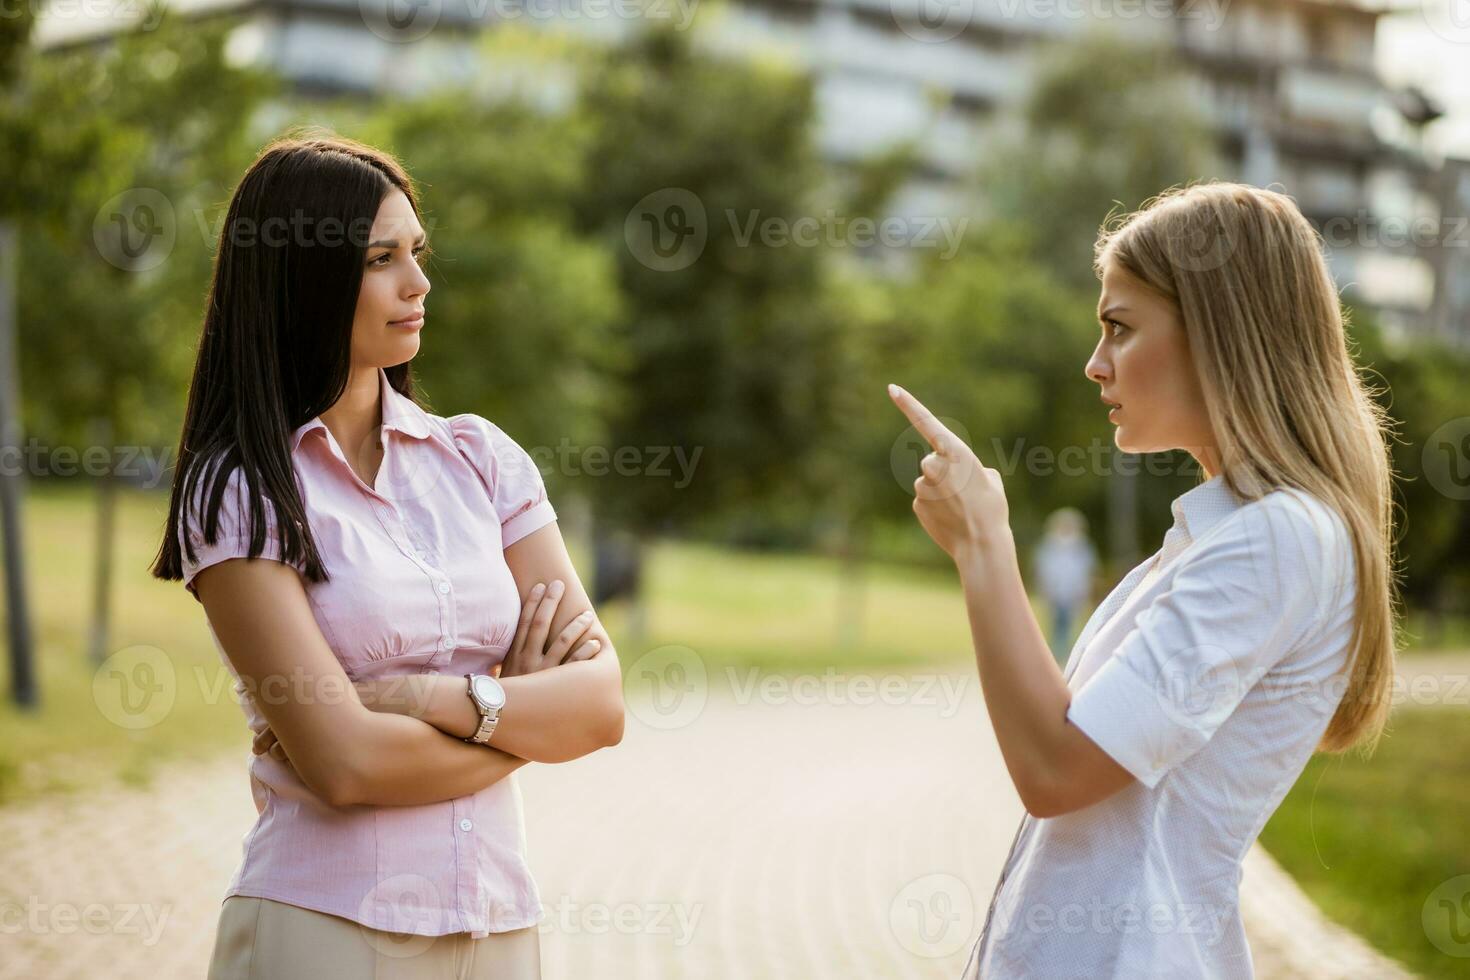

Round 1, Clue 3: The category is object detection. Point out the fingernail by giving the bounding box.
[578,611,592,620]
[531,583,545,597]
[551,580,564,594]
[589,640,600,649]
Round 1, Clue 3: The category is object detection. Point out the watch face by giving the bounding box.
[473,674,505,710]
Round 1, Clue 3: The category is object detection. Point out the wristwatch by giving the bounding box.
[463,673,506,745]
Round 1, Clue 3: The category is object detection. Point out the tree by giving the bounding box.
[568,26,848,608]
[7,11,275,674]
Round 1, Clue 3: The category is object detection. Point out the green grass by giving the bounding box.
[0,484,982,805]
[1259,707,1470,978]
[1400,608,1470,657]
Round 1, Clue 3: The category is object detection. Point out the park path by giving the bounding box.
[1,664,1427,979]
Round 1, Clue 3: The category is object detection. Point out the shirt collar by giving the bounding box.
[290,367,432,453]
[1170,472,1245,540]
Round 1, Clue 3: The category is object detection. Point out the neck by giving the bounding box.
[320,366,383,457]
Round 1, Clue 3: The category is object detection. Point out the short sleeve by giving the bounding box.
[177,460,297,604]
[1065,492,1345,788]
[449,414,557,548]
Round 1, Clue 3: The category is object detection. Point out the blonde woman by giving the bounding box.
[888,182,1397,978]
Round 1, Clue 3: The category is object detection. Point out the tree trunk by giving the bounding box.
[0,220,37,708]
[89,416,116,666]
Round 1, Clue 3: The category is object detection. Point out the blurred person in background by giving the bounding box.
[889,181,1398,979]
[152,131,624,979]
[1033,507,1097,665]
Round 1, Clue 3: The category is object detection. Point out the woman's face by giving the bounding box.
[352,189,430,366]
[1085,257,1218,475]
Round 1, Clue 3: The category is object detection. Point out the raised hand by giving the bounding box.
[888,383,1012,562]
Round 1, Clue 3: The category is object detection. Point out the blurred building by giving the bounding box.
[36,0,1469,345]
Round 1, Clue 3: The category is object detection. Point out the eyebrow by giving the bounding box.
[367,233,427,249]
[1097,305,1131,321]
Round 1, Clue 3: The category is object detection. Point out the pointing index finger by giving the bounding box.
[888,383,954,454]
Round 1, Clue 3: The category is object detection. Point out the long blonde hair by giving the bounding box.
[1094,181,1400,755]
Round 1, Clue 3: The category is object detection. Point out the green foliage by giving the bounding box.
[6,12,276,447]
[569,26,845,530]
[981,30,1219,288]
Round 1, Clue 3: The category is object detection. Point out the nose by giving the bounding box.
[1085,337,1111,385]
[407,259,431,298]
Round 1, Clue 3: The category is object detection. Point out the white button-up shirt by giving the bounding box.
[965,474,1358,979]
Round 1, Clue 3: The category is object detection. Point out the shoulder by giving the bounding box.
[434,413,539,472]
[181,453,253,533]
[1228,487,1350,564]
[430,412,549,503]
[1202,485,1354,621]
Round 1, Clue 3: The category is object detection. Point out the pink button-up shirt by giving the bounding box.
[178,366,557,938]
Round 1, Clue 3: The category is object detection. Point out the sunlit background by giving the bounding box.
[2,1,1468,977]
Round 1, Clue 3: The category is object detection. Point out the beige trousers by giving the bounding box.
[207,895,541,980]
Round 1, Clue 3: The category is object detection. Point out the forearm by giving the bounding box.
[336,708,529,807]
[955,534,1075,804]
[366,653,625,764]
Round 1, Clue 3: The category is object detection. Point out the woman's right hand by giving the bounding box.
[499,579,602,678]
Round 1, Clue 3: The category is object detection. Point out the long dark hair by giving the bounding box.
[151,130,428,590]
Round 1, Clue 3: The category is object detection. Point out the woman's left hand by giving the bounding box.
[251,726,292,768]
[888,383,1013,563]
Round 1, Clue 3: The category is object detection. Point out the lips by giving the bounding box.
[388,311,425,328]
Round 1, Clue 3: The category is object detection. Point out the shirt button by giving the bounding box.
[437,582,450,594]
[459,818,473,832]
[441,638,453,650]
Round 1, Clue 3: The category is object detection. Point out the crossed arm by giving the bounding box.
[195,521,623,808]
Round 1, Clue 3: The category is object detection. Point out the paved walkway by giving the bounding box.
[0,667,1421,978]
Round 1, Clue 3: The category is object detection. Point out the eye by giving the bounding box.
[369,245,428,267]
[1105,318,1130,337]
